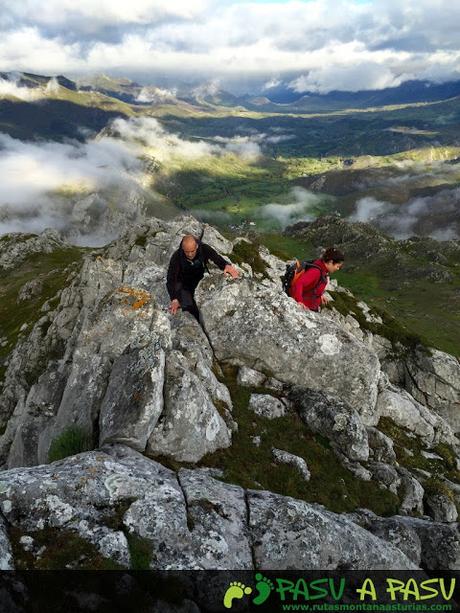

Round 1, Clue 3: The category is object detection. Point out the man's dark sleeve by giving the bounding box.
[166,251,181,300]
[202,243,229,271]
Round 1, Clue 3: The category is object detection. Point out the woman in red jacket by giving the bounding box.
[290,247,344,311]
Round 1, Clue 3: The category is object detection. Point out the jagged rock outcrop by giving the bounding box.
[0,218,234,468]
[197,276,381,424]
[1,215,459,569]
[0,230,68,271]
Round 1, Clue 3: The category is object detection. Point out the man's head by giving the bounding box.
[181,235,199,261]
[322,247,344,274]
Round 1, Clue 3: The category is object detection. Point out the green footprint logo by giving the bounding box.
[253,573,275,605]
[223,582,253,609]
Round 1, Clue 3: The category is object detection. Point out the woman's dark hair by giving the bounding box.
[322,247,345,263]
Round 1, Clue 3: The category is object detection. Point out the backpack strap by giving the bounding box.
[301,263,327,297]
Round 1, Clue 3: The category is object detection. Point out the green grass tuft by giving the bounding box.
[126,534,152,570]
[423,478,456,503]
[48,425,93,463]
[378,417,460,485]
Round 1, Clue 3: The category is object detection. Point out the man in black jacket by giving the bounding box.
[167,234,239,320]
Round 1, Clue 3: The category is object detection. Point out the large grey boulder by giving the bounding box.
[248,490,417,569]
[197,276,381,423]
[351,509,460,570]
[176,469,253,569]
[147,313,234,463]
[5,365,69,468]
[5,276,170,467]
[147,349,232,463]
[290,387,369,462]
[168,315,233,416]
[376,384,458,448]
[99,345,166,451]
[405,348,460,433]
[349,510,422,565]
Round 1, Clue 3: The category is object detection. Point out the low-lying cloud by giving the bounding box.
[0,75,62,101]
[0,129,144,244]
[0,76,42,101]
[351,191,460,240]
[289,61,404,94]
[256,187,325,229]
[136,86,178,104]
[0,116,275,244]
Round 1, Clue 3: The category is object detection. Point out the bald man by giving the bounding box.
[166,234,239,320]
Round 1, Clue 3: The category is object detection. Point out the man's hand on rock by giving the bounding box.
[224,264,239,279]
[320,295,329,306]
[169,299,181,315]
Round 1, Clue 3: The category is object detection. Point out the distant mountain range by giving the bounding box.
[247,79,460,112]
[3,71,460,114]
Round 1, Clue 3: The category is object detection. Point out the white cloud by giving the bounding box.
[191,79,221,100]
[136,86,177,103]
[0,76,42,100]
[1,1,460,91]
[0,27,82,73]
[0,0,208,30]
[45,76,60,94]
[290,61,404,94]
[213,134,263,161]
[257,187,324,228]
[351,188,460,240]
[110,116,218,160]
[0,129,144,243]
[351,196,391,223]
[263,78,282,90]
[0,116,272,242]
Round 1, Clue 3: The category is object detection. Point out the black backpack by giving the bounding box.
[282,259,324,295]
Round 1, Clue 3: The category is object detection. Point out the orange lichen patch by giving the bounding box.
[116,286,151,310]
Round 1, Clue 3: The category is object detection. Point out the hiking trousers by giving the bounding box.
[179,288,200,321]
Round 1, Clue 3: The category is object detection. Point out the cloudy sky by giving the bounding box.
[0,0,459,92]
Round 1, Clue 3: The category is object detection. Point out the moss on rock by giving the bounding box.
[9,526,124,570]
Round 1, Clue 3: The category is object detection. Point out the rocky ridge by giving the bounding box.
[0,216,459,570]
